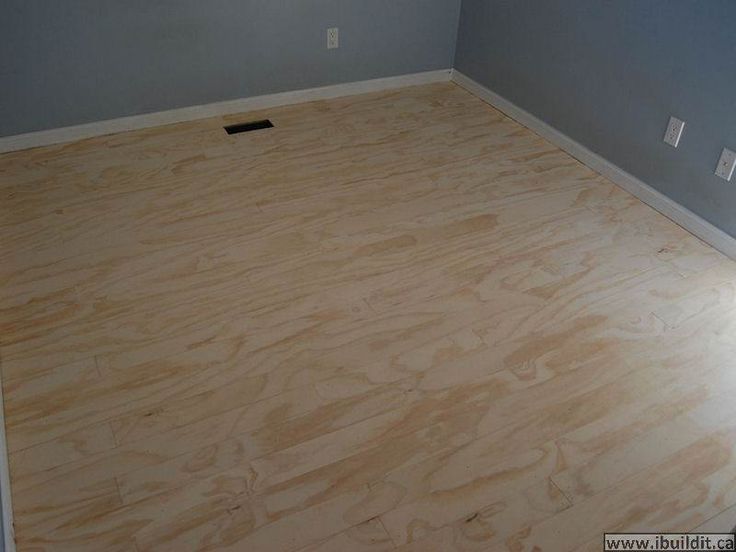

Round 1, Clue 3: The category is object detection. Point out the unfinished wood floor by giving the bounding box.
[2,82,736,551]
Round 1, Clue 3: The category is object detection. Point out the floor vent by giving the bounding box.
[224,119,274,135]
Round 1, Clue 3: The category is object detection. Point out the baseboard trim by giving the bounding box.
[451,69,736,261]
[4,65,734,259]
[0,69,452,154]
[0,378,15,552]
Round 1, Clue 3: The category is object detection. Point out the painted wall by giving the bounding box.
[455,0,736,237]
[0,0,461,137]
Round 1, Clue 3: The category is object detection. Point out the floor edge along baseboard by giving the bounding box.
[1,66,733,261]
[450,69,736,262]
[0,69,452,154]
[0,375,16,552]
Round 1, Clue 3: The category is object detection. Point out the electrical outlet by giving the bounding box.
[327,27,339,49]
[663,116,685,148]
[715,148,736,181]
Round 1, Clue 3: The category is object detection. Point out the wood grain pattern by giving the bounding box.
[2,82,736,551]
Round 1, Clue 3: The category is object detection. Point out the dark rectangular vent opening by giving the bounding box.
[224,119,274,135]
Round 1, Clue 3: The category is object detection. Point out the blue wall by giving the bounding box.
[455,0,736,237]
[0,0,461,137]
[4,1,734,237]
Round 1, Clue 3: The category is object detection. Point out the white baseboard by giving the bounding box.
[451,69,736,261]
[0,69,452,154]
[0,378,15,552]
[2,66,733,257]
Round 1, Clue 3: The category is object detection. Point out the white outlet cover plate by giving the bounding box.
[663,116,685,148]
[715,148,736,181]
[327,27,339,49]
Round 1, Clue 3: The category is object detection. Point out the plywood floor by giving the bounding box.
[2,82,736,551]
